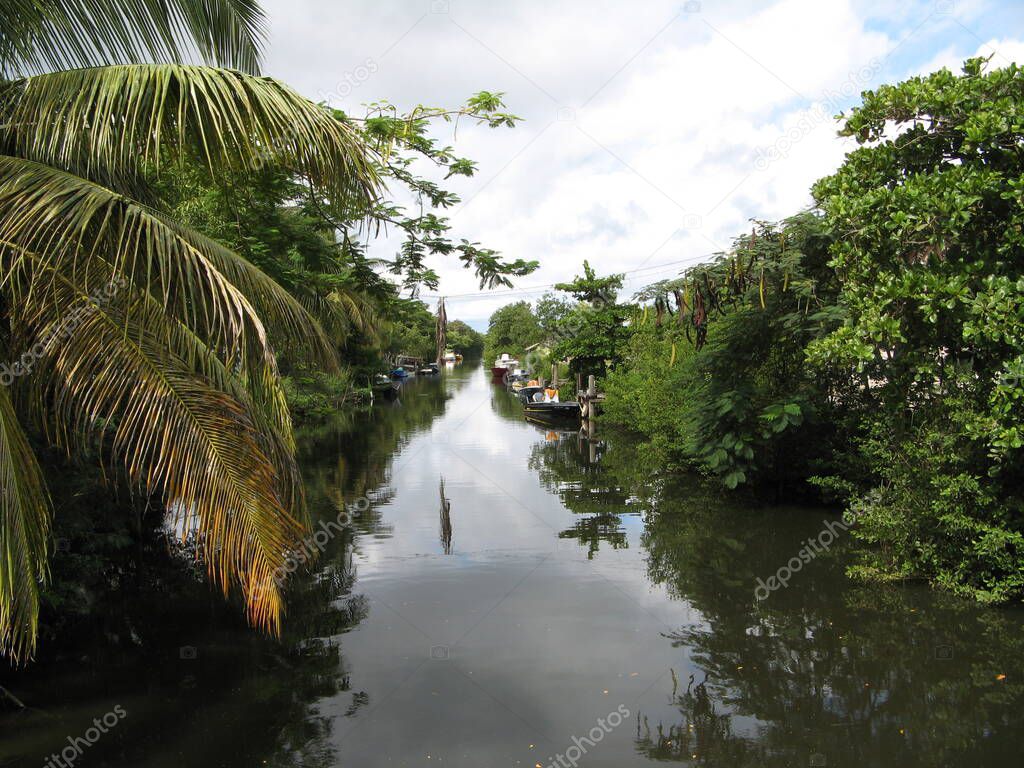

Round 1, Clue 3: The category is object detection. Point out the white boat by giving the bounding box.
[491,353,519,379]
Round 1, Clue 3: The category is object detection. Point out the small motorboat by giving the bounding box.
[389,367,409,379]
[523,401,582,423]
[372,374,400,398]
[517,385,545,404]
[417,363,440,375]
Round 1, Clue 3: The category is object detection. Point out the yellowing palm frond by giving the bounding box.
[0,0,385,662]
[13,259,304,633]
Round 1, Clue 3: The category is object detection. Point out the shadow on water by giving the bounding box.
[0,372,461,767]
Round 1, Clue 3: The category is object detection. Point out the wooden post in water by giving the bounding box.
[435,297,447,367]
[587,375,596,398]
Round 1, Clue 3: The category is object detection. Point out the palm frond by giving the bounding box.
[0,382,51,663]
[11,258,304,632]
[0,0,266,77]
[0,155,340,369]
[3,65,380,208]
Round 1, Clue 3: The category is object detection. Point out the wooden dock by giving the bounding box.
[576,375,605,420]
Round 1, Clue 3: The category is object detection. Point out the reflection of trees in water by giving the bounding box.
[510,424,1024,765]
[635,670,771,764]
[261,377,457,765]
[629,472,1024,767]
[528,431,653,558]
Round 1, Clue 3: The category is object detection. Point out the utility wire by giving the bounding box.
[419,253,717,301]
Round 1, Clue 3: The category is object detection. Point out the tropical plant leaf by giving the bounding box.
[0,0,266,77]
[0,382,51,664]
[0,155,340,369]
[12,259,305,633]
[3,65,380,208]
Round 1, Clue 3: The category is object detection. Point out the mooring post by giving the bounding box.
[587,375,596,398]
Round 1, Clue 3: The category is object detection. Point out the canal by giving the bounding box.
[3,364,1024,766]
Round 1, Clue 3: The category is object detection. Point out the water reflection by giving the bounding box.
[0,374,460,768]
[3,368,1023,767]
[439,477,453,555]
[579,440,1024,767]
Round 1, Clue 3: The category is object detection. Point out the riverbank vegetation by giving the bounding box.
[488,58,1024,605]
[0,0,524,663]
[4,0,1023,670]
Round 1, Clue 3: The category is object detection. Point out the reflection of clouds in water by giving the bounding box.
[95,364,1024,768]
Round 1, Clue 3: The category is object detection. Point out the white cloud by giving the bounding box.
[258,0,1023,325]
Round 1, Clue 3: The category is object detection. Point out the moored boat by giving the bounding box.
[372,374,400,398]
[491,353,519,380]
[523,400,582,423]
[517,385,545,404]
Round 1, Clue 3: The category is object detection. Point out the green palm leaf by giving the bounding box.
[4,64,380,207]
[1,0,266,77]
[0,155,340,369]
[0,383,51,664]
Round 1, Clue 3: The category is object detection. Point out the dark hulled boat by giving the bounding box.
[523,400,582,423]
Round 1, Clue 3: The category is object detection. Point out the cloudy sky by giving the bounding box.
[261,0,1023,329]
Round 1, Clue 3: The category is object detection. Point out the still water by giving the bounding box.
[3,365,1024,766]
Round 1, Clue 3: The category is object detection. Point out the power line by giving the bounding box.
[419,253,716,301]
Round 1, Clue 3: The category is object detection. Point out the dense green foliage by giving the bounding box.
[446,320,485,358]
[808,58,1024,601]
[601,59,1024,602]
[605,213,848,491]
[483,300,542,364]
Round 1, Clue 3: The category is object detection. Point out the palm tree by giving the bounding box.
[0,0,379,662]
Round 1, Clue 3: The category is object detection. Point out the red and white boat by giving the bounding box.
[491,353,519,381]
